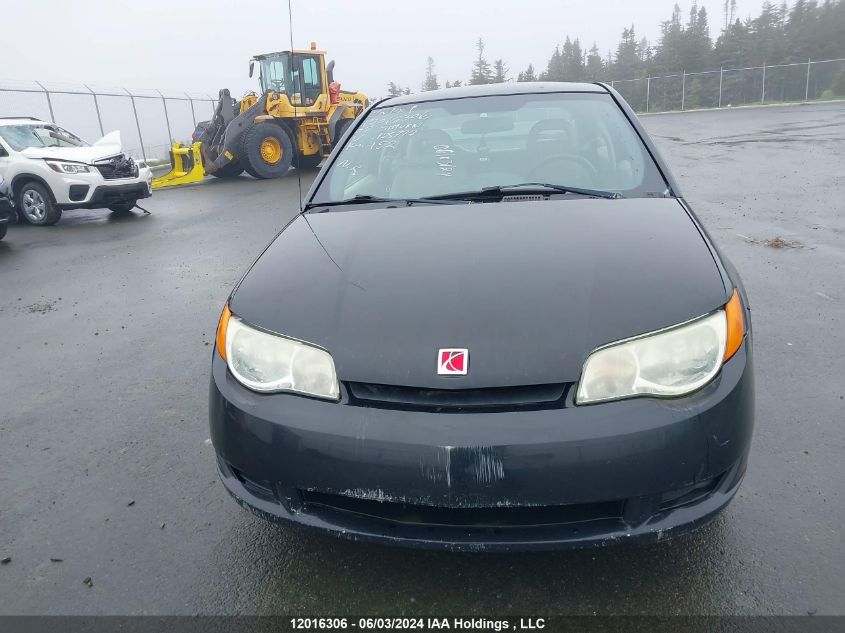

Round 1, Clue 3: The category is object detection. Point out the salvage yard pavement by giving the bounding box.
[0,102,843,615]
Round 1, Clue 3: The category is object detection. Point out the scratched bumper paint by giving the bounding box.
[209,343,754,551]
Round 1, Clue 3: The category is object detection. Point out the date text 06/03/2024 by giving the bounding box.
[289,617,547,630]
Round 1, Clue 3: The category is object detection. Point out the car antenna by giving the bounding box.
[288,0,303,213]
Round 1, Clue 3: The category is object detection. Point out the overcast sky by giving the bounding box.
[5,0,761,98]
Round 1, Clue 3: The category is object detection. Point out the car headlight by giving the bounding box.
[576,290,745,405]
[215,304,339,400]
[46,161,90,174]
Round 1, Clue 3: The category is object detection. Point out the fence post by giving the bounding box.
[124,87,147,162]
[646,76,651,112]
[186,93,197,127]
[84,84,105,137]
[681,71,686,111]
[206,94,216,120]
[718,67,724,108]
[761,63,766,103]
[34,81,55,123]
[611,80,615,90]
[156,89,173,148]
[805,59,811,101]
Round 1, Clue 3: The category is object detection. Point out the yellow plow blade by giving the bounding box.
[151,142,206,190]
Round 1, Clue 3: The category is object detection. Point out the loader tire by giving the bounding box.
[333,118,352,146]
[292,153,322,170]
[210,161,244,179]
[241,123,292,179]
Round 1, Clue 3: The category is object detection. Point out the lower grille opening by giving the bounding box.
[68,185,89,201]
[300,490,624,528]
[346,381,570,412]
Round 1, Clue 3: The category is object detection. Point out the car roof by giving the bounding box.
[378,82,608,107]
[0,117,46,126]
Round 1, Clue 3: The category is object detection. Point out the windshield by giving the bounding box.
[259,55,292,95]
[311,92,669,204]
[0,123,88,152]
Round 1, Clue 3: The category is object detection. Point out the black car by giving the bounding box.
[0,175,14,241]
[210,82,754,551]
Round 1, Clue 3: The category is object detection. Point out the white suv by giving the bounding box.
[0,117,153,226]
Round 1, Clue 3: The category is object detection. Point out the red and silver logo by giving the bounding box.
[438,348,468,376]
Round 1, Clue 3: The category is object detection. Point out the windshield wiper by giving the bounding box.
[427,182,622,201]
[304,194,464,212]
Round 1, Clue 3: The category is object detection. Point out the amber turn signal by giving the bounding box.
[216,303,232,361]
[723,289,745,361]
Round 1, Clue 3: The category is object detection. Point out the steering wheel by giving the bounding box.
[527,154,600,186]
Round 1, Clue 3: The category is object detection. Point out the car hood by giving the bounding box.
[20,130,124,163]
[230,199,729,389]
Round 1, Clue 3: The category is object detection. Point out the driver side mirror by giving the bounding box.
[249,60,255,78]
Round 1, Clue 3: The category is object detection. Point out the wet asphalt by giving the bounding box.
[0,102,843,616]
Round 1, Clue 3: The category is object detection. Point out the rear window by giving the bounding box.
[312,92,668,203]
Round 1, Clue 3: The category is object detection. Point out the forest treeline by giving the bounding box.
[386,0,845,107]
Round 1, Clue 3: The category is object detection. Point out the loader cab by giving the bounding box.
[250,47,329,107]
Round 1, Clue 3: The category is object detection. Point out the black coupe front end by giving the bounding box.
[209,83,754,551]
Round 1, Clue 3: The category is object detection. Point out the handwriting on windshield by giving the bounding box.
[346,105,433,151]
[435,144,454,177]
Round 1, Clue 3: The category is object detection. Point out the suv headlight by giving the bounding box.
[576,290,745,405]
[215,304,339,400]
[46,161,90,174]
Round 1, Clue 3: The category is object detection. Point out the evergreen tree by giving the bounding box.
[386,82,403,97]
[493,59,510,82]
[470,38,495,84]
[612,26,641,78]
[422,57,440,91]
[517,63,538,82]
[585,44,605,80]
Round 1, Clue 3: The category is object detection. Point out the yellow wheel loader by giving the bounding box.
[153,43,368,189]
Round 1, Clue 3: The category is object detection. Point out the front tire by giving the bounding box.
[18,182,61,226]
[333,118,352,146]
[210,160,244,178]
[241,123,293,179]
[292,153,322,169]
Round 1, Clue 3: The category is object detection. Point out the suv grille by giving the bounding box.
[94,154,138,180]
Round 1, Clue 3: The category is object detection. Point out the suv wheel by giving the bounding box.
[18,182,62,226]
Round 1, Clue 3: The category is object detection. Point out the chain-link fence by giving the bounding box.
[0,81,220,162]
[610,57,845,113]
[2,57,843,159]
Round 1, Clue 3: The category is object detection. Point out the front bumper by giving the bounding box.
[209,343,754,551]
[54,167,153,209]
[0,199,13,224]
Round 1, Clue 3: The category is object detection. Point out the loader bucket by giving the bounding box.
[151,142,206,189]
